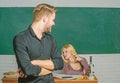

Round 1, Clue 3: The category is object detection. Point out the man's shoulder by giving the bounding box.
[14,29,29,39]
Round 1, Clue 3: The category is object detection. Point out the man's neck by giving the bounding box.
[31,22,43,40]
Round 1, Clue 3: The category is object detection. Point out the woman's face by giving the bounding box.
[62,48,71,59]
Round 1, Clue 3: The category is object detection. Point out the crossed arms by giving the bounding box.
[13,34,63,78]
[18,59,54,78]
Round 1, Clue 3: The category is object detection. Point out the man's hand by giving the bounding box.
[17,68,27,78]
[39,68,53,76]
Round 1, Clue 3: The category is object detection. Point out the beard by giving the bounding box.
[46,27,52,32]
[44,24,52,33]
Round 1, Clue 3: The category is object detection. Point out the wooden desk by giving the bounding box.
[2,77,18,83]
[54,77,98,83]
[2,76,98,83]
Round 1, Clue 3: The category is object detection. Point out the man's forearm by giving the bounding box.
[18,67,53,77]
[31,60,54,70]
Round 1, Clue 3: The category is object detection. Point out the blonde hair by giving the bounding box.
[33,3,57,22]
[61,44,78,62]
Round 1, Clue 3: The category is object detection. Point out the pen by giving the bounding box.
[62,76,72,78]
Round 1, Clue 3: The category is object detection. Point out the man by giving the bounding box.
[13,3,63,83]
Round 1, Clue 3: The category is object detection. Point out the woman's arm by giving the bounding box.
[79,57,90,74]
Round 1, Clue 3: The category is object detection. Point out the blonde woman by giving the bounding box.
[62,44,90,75]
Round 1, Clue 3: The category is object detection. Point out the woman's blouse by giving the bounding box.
[63,57,90,75]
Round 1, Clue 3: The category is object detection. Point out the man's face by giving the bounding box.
[44,13,55,32]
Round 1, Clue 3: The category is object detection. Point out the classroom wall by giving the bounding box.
[0,0,120,7]
[0,54,120,83]
[1,7,120,54]
[0,0,120,83]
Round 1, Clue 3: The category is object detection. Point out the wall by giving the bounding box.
[0,54,120,83]
[0,0,120,7]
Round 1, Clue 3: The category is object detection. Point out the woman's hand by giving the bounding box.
[76,56,82,62]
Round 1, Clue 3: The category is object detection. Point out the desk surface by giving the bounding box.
[54,77,98,83]
[2,76,98,83]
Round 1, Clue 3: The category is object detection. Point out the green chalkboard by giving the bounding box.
[0,7,120,54]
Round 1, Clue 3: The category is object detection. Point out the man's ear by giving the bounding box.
[43,15,48,23]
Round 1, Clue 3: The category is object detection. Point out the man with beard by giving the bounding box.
[13,3,63,83]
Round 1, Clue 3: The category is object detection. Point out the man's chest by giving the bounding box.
[25,37,52,60]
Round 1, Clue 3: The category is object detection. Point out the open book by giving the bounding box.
[52,70,82,80]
